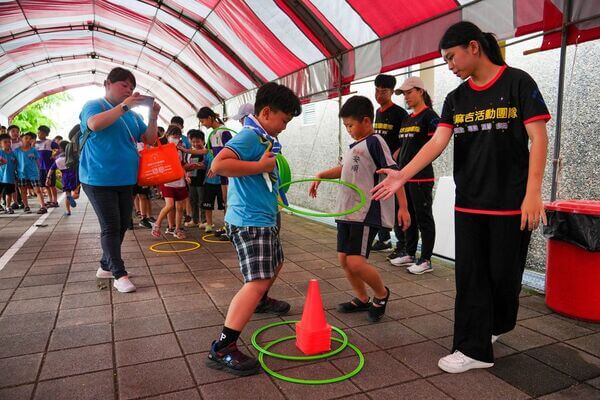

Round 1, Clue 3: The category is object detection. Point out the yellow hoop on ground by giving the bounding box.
[201,234,229,244]
[148,241,201,253]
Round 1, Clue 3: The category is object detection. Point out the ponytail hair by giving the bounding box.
[439,21,505,66]
[421,90,433,108]
[196,107,224,124]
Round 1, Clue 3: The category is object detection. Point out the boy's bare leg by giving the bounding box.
[35,187,46,208]
[64,191,71,214]
[50,186,57,203]
[19,187,29,208]
[339,253,369,302]
[224,279,272,330]
[205,210,213,226]
[155,198,174,228]
[345,255,387,299]
[175,201,184,231]
[167,209,175,229]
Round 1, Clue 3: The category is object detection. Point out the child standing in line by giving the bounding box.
[47,141,79,216]
[14,132,47,214]
[35,125,59,207]
[185,129,208,229]
[201,150,225,234]
[310,96,411,322]
[206,83,301,376]
[151,125,189,239]
[0,133,18,214]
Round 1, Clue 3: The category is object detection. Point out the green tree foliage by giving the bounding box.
[11,92,72,133]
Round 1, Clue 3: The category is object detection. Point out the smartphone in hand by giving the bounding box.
[136,95,155,109]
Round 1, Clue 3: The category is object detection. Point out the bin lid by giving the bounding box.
[545,200,600,215]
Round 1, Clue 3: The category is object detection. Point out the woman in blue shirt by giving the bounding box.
[79,67,160,293]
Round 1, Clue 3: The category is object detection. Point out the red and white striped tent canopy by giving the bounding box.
[1,0,598,121]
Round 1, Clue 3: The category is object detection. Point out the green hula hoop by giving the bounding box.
[206,127,238,153]
[259,336,365,385]
[251,320,348,361]
[277,178,366,218]
[275,154,292,193]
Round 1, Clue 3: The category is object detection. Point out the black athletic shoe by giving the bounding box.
[371,240,392,251]
[368,287,390,323]
[206,341,260,376]
[387,248,403,260]
[214,227,227,238]
[255,297,291,315]
[138,218,152,229]
[337,297,371,313]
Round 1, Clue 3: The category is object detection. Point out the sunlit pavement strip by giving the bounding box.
[0,193,65,271]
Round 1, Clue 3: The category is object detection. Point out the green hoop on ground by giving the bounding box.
[251,320,348,361]
[206,127,238,153]
[148,240,201,253]
[275,154,292,193]
[258,336,365,385]
[277,178,366,218]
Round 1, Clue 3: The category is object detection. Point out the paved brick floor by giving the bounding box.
[0,197,599,400]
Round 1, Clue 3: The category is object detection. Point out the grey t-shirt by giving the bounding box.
[336,134,397,228]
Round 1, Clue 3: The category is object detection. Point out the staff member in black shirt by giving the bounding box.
[372,74,408,252]
[372,21,550,374]
[389,76,439,275]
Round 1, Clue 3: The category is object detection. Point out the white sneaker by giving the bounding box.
[113,276,136,293]
[407,259,433,275]
[96,267,113,279]
[492,335,500,344]
[390,254,415,267]
[184,221,196,227]
[438,351,494,373]
[198,222,207,230]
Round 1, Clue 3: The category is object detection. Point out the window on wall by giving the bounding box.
[302,103,316,126]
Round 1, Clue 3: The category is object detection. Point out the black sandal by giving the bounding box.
[337,297,371,313]
[368,287,390,322]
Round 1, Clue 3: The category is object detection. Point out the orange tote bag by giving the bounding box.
[137,142,185,186]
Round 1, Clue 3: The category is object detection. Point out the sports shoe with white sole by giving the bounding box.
[390,254,415,267]
[114,276,136,293]
[438,351,494,373]
[96,267,113,279]
[407,258,433,275]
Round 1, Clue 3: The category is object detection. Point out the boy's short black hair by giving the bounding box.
[254,82,302,117]
[54,135,63,141]
[157,126,165,135]
[187,129,205,141]
[21,131,37,140]
[339,96,374,122]
[170,116,184,126]
[38,125,50,134]
[166,124,182,136]
[59,140,69,152]
[7,125,19,132]
[374,74,396,89]
[106,67,136,88]
[0,133,10,141]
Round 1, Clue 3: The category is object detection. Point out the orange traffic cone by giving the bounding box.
[296,279,332,355]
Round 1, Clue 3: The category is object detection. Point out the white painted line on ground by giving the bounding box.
[0,194,66,271]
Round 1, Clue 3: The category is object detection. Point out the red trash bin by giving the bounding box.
[544,200,600,322]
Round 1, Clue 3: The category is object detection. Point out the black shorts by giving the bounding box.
[202,183,224,210]
[17,178,42,188]
[39,170,55,187]
[133,185,151,197]
[0,182,16,195]
[336,222,379,258]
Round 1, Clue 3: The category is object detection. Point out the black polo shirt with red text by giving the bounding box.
[397,107,439,181]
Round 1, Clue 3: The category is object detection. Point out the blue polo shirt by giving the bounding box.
[224,127,278,227]
[0,150,18,184]
[79,99,147,186]
[14,147,40,180]
[203,152,222,185]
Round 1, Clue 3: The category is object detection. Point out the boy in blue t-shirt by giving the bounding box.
[201,151,225,234]
[14,132,47,214]
[0,133,18,214]
[206,83,301,376]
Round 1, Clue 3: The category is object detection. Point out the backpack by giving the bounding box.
[64,100,106,169]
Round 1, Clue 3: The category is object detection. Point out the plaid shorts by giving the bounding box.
[226,224,284,282]
[17,178,41,188]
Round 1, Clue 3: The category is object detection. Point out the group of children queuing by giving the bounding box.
[203,21,551,378]
[0,125,79,216]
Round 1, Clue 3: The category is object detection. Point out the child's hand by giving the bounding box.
[0,157,6,165]
[308,179,320,198]
[520,192,547,231]
[196,162,205,170]
[207,169,216,178]
[258,151,276,173]
[185,176,191,184]
[398,207,411,232]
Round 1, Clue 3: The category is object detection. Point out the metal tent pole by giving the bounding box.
[550,0,572,201]
[337,56,343,163]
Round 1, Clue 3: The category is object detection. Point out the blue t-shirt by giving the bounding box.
[203,152,222,185]
[79,99,147,186]
[224,128,278,227]
[14,147,40,180]
[181,135,191,150]
[0,150,18,184]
